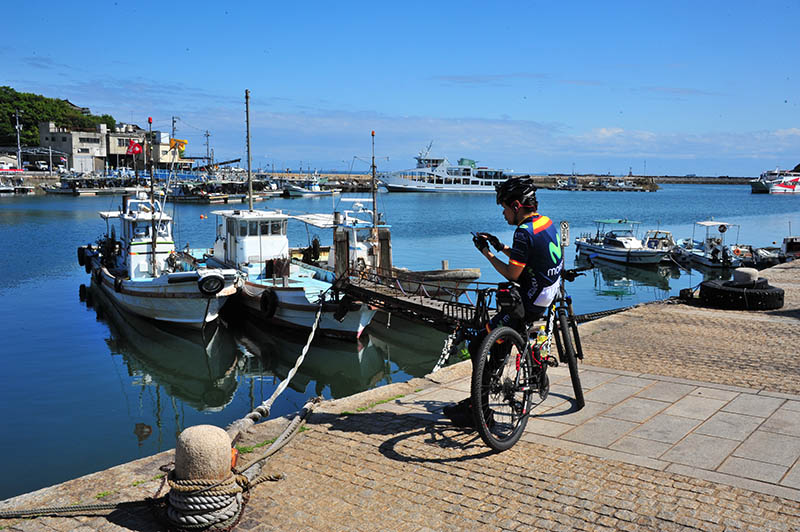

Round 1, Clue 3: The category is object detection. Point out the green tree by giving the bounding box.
[0,86,116,146]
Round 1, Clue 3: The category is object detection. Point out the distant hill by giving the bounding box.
[0,86,115,147]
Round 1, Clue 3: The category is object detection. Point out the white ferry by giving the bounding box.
[380,144,509,193]
[750,167,800,194]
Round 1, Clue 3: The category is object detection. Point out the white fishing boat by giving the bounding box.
[673,221,743,268]
[750,168,800,194]
[575,219,668,265]
[284,180,339,198]
[201,207,376,339]
[80,193,241,327]
[381,143,509,193]
[782,235,800,261]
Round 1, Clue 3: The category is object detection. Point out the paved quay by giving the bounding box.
[2,261,800,531]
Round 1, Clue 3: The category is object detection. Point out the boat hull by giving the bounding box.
[382,179,496,193]
[236,281,375,339]
[91,262,237,328]
[575,240,666,265]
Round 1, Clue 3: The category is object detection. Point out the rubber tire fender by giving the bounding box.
[700,280,784,311]
[114,276,123,293]
[84,258,92,274]
[77,246,86,267]
[197,271,225,296]
[259,287,278,319]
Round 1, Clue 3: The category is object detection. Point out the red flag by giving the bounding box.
[126,139,143,155]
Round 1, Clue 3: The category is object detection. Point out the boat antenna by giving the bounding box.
[245,89,254,211]
[148,116,157,277]
[371,130,378,242]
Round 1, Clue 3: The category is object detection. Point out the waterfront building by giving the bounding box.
[39,121,107,173]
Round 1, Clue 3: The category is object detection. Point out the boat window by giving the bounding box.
[239,221,248,237]
[249,221,259,236]
[260,221,270,235]
[272,220,283,235]
[133,222,148,238]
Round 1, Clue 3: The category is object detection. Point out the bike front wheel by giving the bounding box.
[471,326,541,452]
[556,312,585,409]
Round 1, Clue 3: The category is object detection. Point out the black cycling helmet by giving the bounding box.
[495,176,537,207]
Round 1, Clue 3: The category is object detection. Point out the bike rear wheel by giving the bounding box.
[556,312,585,409]
[471,326,542,452]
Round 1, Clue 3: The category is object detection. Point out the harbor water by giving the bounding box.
[0,184,797,500]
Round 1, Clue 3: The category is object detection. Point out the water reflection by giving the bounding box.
[578,256,681,299]
[685,262,734,282]
[231,317,387,398]
[85,283,244,412]
[83,282,452,421]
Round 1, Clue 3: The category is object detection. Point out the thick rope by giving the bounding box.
[431,328,460,374]
[226,298,325,437]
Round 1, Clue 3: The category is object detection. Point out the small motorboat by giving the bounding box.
[575,219,668,265]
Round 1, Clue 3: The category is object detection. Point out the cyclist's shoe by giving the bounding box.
[443,398,474,428]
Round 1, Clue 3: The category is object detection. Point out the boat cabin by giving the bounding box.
[99,195,175,280]
[291,199,391,271]
[210,209,289,279]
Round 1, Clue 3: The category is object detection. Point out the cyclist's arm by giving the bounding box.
[480,248,524,281]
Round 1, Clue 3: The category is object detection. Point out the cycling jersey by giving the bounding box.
[508,213,564,313]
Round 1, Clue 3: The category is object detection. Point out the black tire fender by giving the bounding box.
[259,287,278,319]
[77,246,86,267]
[79,284,87,301]
[197,271,225,296]
[85,259,92,274]
[700,279,784,310]
[114,276,123,293]
[93,268,102,286]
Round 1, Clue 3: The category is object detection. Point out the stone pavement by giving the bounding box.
[2,262,799,531]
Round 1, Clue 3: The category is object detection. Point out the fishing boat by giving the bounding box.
[750,168,800,194]
[574,219,669,265]
[782,235,800,261]
[201,206,376,339]
[380,142,509,193]
[283,178,341,198]
[197,90,375,340]
[673,221,743,268]
[80,192,241,327]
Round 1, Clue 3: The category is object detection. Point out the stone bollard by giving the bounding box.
[732,267,759,284]
[174,425,232,480]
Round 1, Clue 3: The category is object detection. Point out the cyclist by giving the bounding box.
[443,176,564,427]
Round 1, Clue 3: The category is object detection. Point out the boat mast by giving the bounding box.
[148,116,157,277]
[245,89,254,211]
[370,130,378,242]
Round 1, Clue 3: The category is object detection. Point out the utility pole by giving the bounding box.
[245,89,253,211]
[171,116,178,139]
[204,130,211,169]
[14,110,22,170]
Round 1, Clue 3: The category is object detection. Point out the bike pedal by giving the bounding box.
[546,357,558,367]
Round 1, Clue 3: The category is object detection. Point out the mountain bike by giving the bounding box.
[468,265,589,452]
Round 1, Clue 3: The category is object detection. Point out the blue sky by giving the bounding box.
[3,1,799,176]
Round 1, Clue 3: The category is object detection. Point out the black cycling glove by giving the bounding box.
[478,232,503,252]
[473,233,488,252]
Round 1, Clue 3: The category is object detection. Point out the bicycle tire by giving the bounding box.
[569,315,584,360]
[556,312,585,409]
[470,326,538,452]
